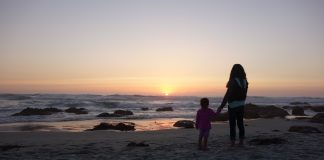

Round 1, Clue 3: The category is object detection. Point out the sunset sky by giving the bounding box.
[1,0,324,97]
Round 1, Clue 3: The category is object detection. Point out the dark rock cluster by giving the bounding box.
[12,107,63,116]
[173,120,195,128]
[86,122,135,131]
[156,107,173,112]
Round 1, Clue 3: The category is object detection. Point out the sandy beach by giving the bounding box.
[1,118,323,160]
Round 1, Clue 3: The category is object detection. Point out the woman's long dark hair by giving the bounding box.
[227,64,248,87]
[229,64,247,80]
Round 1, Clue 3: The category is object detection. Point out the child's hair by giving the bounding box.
[200,98,209,108]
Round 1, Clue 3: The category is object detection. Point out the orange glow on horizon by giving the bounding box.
[0,77,324,97]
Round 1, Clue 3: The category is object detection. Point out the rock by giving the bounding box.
[96,112,122,118]
[87,122,135,131]
[86,122,114,131]
[310,113,324,124]
[141,107,149,111]
[245,103,289,118]
[65,107,88,114]
[97,110,133,118]
[311,106,324,112]
[288,126,322,133]
[43,107,63,113]
[211,112,228,121]
[295,117,312,120]
[282,106,290,109]
[244,110,260,119]
[113,110,133,115]
[12,107,63,116]
[272,129,280,132]
[303,105,313,109]
[212,104,288,120]
[115,123,136,131]
[249,137,287,145]
[244,104,261,115]
[96,112,111,117]
[127,142,149,147]
[173,120,195,128]
[156,107,173,112]
[290,102,310,105]
[261,106,289,118]
[292,107,306,116]
[284,105,313,110]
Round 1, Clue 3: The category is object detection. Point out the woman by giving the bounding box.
[217,64,248,146]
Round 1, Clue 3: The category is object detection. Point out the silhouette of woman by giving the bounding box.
[217,64,248,146]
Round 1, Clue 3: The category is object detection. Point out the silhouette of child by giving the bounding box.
[195,98,219,150]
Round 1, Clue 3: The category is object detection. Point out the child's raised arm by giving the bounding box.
[210,109,220,121]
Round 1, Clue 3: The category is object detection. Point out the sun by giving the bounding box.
[160,84,173,96]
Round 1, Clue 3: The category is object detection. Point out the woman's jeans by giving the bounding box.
[228,106,245,141]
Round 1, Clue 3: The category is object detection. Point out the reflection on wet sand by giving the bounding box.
[0,118,200,132]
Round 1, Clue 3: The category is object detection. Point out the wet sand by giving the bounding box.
[0,118,196,132]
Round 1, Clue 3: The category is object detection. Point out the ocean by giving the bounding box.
[0,94,323,132]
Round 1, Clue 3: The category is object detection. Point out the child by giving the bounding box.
[196,98,219,150]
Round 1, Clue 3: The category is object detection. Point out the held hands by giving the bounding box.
[216,106,223,113]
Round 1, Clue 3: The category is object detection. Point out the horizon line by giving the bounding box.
[0,92,323,99]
